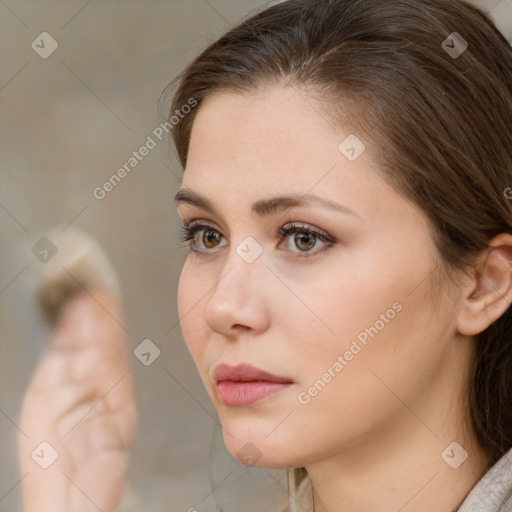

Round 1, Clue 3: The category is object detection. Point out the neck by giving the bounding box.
[305,359,491,512]
[308,427,489,512]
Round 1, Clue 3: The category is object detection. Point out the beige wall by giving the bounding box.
[1,1,511,511]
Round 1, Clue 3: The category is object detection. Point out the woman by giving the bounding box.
[18,0,512,511]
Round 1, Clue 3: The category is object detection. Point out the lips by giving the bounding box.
[214,363,292,384]
[214,363,293,407]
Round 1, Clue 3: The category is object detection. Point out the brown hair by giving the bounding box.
[164,0,512,508]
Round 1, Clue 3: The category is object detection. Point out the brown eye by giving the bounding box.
[179,223,227,253]
[294,232,316,251]
[202,229,222,249]
[180,221,334,259]
[279,222,335,259]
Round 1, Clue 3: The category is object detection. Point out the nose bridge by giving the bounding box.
[204,236,269,335]
[218,231,266,289]
[211,236,264,305]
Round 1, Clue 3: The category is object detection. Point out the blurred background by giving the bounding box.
[0,1,511,511]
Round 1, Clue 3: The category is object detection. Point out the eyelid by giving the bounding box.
[179,214,230,237]
[280,222,334,242]
[180,217,333,239]
[180,219,331,242]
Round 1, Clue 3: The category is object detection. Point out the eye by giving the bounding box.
[178,221,335,258]
[179,221,226,252]
[278,222,335,258]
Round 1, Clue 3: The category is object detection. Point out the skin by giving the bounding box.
[18,84,512,512]
[18,289,136,512]
[176,84,512,512]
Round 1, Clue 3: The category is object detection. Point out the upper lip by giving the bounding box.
[213,363,293,384]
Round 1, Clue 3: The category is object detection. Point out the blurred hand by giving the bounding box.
[18,289,137,512]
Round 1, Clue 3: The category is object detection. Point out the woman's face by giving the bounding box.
[176,85,466,469]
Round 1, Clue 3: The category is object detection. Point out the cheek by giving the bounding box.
[265,291,442,467]
[283,249,442,402]
[276,261,404,357]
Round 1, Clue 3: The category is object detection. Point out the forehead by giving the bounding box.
[189,85,337,155]
[183,85,393,222]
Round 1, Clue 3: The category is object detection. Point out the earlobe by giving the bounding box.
[456,233,512,337]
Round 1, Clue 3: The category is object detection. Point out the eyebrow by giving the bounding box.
[174,188,359,217]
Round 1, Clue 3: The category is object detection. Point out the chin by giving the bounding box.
[224,437,293,469]
[218,414,301,469]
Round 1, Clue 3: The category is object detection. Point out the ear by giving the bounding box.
[457,233,512,336]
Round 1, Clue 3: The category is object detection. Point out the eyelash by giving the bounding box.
[178,222,335,259]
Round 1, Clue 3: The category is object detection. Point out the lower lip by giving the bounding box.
[217,381,292,407]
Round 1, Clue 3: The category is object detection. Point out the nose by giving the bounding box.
[204,252,271,339]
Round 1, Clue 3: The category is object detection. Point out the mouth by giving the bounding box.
[213,363,293,407]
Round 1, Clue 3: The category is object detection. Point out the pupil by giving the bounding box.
[295,232,315,251]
